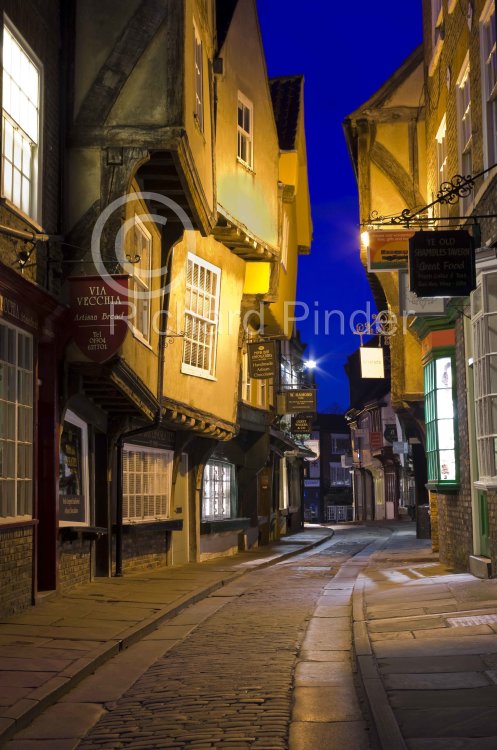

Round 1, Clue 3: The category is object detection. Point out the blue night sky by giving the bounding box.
[257,1,423,412]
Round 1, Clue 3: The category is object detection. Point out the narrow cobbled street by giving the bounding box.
[5,527,386,750]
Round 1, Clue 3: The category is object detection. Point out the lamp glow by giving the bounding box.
[304,359,317,369]
[361,231,370,247]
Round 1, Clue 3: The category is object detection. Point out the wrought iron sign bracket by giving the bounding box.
[363,162,497,229]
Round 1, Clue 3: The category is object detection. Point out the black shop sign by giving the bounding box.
[409,230,475,298]
[291,413,315,434]
[285,389,317,414]
[247,341,277,379]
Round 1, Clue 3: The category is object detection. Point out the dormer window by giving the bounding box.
[237,93,253,169]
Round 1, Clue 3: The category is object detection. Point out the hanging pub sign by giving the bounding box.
[285,389,317,413]
[384,423,398,444]
[360,347,385,379]
[367,230,412,272]
[303,438,320,461]
[291,413,315,434]
[69,275,129,363]
[409,230,475,298]
[247,341,277,379]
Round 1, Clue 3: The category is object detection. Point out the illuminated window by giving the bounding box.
[424,354,458,487]
[182,253,220,378]
[127,216,151,343]
[257,378,267,408]
[241,350,251,402]
[329,462,352,487]
[194,22,203,131]
[237,93,253,169]
[123,445,173,521]
[0,320,33,519]
[1,22,40,220]
[471,271,497,481]
[457,58,473,212]
[202,460,236,520]
[59,411,90,526]
[480,1,497,168]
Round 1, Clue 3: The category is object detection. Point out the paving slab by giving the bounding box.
[372,634,497,658]
[395,707,497,738]
[294,661,354,687]
[292,686,363,722]
[289,720,370,750]
[384,672,491,690]
[13,703,106,740]
[406,739,497,749]
[389,686,497,708]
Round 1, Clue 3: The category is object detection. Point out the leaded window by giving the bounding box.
[123,446,173,521]
[202,460,236,520]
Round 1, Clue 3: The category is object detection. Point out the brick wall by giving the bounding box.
[58,539,92,592]
[0,526,33,617]
[112,528,170,574]
[436,315,474,570]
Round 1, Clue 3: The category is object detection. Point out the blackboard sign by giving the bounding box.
[59,420,86,523]
[291,413,315,434]
[285,389,317,413]
[409,230,475,298]
[248,341,277,379]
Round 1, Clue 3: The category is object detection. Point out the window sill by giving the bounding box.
[0,197,44,234]
[426,481,459,494]
[474,479,497,491]
[236,157,255,175]
[113,520,183,533]
[59,525,107,543]
[130,328,153,350]
[181,363,217,381]
[200,517,251,534]
[0,517,38,530]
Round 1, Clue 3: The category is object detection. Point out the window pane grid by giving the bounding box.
[123,447,173,521]
[237,97,253,168]
[0,321,33,518]
[2,25,40,217]
[182,255,220,376]
[202,461,234,520]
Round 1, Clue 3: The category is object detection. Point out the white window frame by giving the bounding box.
[202,460,235,520]
[0,319,33,520]
[127,215,152,345]
[279,457,289,510]
[237,92,253,170]
[59,410,90,527]
[480,1,497,170]
[1,18,42,223]
[193,21,204,132]
[181,253,221,379]
[329,461,352,487]
[242,349,251,403]
[123,444,173,522]
[456,56,473,214]
[471,271,497,483]
[281,211,289,269]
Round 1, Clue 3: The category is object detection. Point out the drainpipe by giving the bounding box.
[115,411,161,577]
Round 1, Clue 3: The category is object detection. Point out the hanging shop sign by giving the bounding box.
[384,424,398,444]
[69,275,129,363]
[360,347,385,379]
[367,230,412,272]
[291,413,315,434]
[247,341,277,379]
[303,439,320,461]
[370,432,383,451]
[393,441,409,455]
[285,389,317,413]
[341,454,353,468]
[398,271,446,316]
[409,230,475,298]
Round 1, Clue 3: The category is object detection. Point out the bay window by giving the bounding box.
[424,353,458,487]
[202,460,236,520]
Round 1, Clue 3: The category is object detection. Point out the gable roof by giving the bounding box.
[269,75,303,151]
[216,0,240,52]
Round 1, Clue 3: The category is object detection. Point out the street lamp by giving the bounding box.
[304,359,317,370]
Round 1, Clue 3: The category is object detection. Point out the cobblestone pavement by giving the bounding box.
[6,527,386,750]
